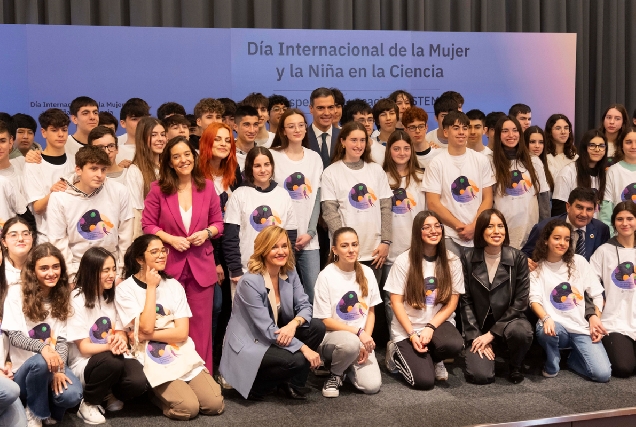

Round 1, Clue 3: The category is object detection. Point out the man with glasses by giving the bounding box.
[268,94,290,134]
[87,125,130,187]
[402,106,441,170]
[342,99,374,138]
[308,87,340,170]
[233,105,261,171]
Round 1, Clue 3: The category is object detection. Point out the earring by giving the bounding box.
[333,254,339,262]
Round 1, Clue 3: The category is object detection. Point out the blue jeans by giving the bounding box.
[535,320,611,382]
[0,377,26,427]
[294,249,320,303]
[14,354,83,421]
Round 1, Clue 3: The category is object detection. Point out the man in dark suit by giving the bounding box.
[307,87,340,170]
[522,187,610,269]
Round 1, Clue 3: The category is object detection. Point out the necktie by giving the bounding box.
[320,132,330,169]
[575,229,586,257]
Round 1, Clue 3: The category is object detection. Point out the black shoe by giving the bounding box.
[278,382,307,400]
[508,368,524,384]
[247,392,265,401]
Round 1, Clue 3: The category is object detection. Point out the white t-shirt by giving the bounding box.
[492,157,549,249]
[554,162,600,219]
[547,153,578,180]
[106,167,130,187]
[416,147,442,170]
[321,161,393,261]
[422,149,496,247]
[115,276,203,382]
[67,289,124,385]
[425,129,448,150]
[604,162,636,205]
[591,243,636,339]
[125,164,146,210]
[272,148,323,251]
[2,285,68,373]
[0,175,27,231]
[47,180,133,277]
[387,173,426,263]
[255,131,275,148]
[384,250,465,342]
[0,158,28,217]
[4,262,21,287]
[529,255,604,335]
[23,155,76,241]
[313,263,382,336]
[224,185,298,272]
[213,176,233,219]
[369,140,386,166]
[115,141,136,165]
[65,135,86,159]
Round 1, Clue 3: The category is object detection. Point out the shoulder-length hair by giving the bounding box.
[132,117,164,198]
[616,125,636,163]
[524,126,554,191]
[123,234,170,280]
[575,129,607,204]
[1,216,37,264]
[405,211,453,309]
[545,114,576,159]
[612,201,636,240]
[532,219,575,278]
[74,247,116,309]
[244,146,275,186]
[327,227,368,297]
[331,121,372,163]
[21,243,71,322]
[271,109,310,151]
[247,226,295,275]
[598,103,629,145]
[474,209,510,248]
[492,115,539,197]
[159,136,206,194]
[383,130,422,190]
[198,122,238,190]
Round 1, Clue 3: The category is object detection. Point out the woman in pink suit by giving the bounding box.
[142,136,224,369]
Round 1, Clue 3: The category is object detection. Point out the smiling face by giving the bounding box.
[166,123,189,140]
[566,199,595,229]
[622,131,636,163]
[252,153,273,187]
[197,112,223,132]
[378,109,397,133]
[420,216,442,247]
[283,113,307,145]
[586,136,607,164]
[333,231,359,265]
[603,108,624,137]
[395,94,411,120]
[500,120,520,149]
[100,256,117,291]
[309,96,335,131]
[35,255,62,291]
[390,139,411,167]
[443,121,468,148]
[212,127,232,160]
[483,214,506,248]
[551,119,571,145]
[546,226,571,259]
[141,239,168,272]
[169,142,194,178]
[235,115,259,144]
[1,222,33,261]
[149,124,167,155]
[341,129,367,162]
[614,210,636,239]
[265,234,290,270]
[527,132,544,156]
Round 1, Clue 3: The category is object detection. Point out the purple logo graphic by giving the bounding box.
[451,176,479,203]
[424,277,437,306]
[550,282,583,311]
[349,183,377,210]
[28,322,54,344]
[621,183,636,203]
[284,172,312,200]
[90,317,113,344]
[146,341,179,365]
[505,170,532,196]
[77,209,113,240]
[391,188,417,214]
[249,205,282,232]
[612,262,636,290]
[336,291,368,321]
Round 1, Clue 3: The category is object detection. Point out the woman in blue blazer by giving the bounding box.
[219,226,325,400]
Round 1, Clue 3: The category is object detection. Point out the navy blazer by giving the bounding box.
[308,124,340,169]
[521,213,610,261]
[219,270,312,399]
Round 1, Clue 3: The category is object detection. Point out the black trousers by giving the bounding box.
[393,322,464,390]
[251,318,326,395]
[464,317,533,384]
[360,260,391,347]
[602,332,636,378]
[83,352,148,405]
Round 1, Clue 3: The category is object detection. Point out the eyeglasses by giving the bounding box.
[4,230,33,240]
[406,125,427,132]
[588,143,607,151]
[285,123,307,131]
[146,247,169,257]
[421,223,442,232]
[355,118,374,124]
[97,143,117,152]
[271,106,287,113]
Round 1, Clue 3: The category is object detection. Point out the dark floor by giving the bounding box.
[56,344,636,427]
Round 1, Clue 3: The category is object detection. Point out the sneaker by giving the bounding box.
[77,400,106,425]
[104,393,124,412]
[26,407,42,427]
[435,361,449,381]
[385,341,398,373]
[542,369,558,378]
[322,373,343,398]
[42,419,57,426]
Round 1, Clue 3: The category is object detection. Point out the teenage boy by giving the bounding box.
[440,90,464,111]
[330,87,345,129]
[241,93,274,147]
[116,98,150,165]
[48,145,133,281]
[267,94,290,134]
[194,97,224,132]
[233,105,260,171]
[389,89,415,129]
[484,111,507,149]
[0,121,28,228]
[163,114,190,140]
[342,99,374,137]
[402,106,440,169]
[87,125,128,186]
[308,87,340,170]
[218,98,237,127]
[509,104,532,131]
[370,98,399,164]
[423,110,495,255]
[157,101,186,121]
[24,108,76,242]
[425,95,460,149]
[98,111,118,132]
[66,96,99,158]
[466,109,492,156]
[186,114,200,136]
[10,113,41,159]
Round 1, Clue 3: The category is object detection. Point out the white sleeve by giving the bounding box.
[124,165,145,210]
[376,167,394,199]
[283,193,298,230]
[114,283,141,329]
[223,189,243,226]
[320,167,338,202]
[532,156,550,194]
[365,267,382,307]
[481,155,497,187]
[578,257,605,310]
[1,286,26,332]
[66,296,89,342]
[603,167,616,202]
[383,255,407,296]
[23,163,46,204]
[589,247,605,282]
[422,158,442,194]
[2,180,27,216]
[312,271,332,319]
[449,255,465,294]
[553,164,573,202]
[46,193,74,275]
[528,270,543,306]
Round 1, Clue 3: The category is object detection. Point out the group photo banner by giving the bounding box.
[0,25,576,142]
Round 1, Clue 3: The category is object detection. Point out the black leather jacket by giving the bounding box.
[460,246,529,342]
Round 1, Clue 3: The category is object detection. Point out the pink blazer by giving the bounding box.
[142,179,224,286]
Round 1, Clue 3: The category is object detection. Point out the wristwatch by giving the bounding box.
[206,228,214,240]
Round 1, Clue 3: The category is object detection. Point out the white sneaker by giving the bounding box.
[385,341,398,373]
[322,373,343,398]
[26,407,42,427]
[104,393,124,412]
[435,361,449,381]
[542,369,558,378]
[77,400,106,425]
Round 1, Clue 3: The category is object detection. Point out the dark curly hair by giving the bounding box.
[532,219,575,279]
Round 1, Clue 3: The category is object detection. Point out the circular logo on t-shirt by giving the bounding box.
[349,183,377,210]
[28,322,53,344]
[156,304,169,316]
[336,290,368,321]
[550,282,583,311]
[505,170,532,196]
[612,262,636,290]
[146,341,178,365]
[90,317,113,344]
[391,188,417,214]
[621,183,636,203]
[451,176,479,203]
[249,205,282,231]
[77,209,114,240]
[284,172,312,200]
[424,276,437,306]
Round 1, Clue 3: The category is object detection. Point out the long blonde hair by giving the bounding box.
[247,226,296,275]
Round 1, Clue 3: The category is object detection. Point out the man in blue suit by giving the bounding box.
[307,87,340,170]
[522,187,610,269]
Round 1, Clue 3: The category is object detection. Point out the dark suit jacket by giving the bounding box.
[521,213,610,261]
[308,124,340,169]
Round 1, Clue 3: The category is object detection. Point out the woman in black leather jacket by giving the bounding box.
[460,209,533,384]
